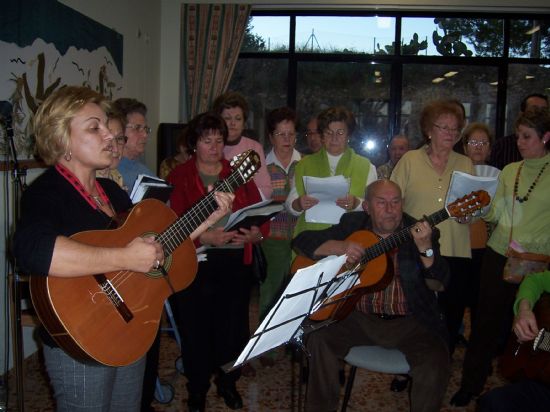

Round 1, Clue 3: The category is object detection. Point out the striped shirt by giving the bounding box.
[356,250,409,315]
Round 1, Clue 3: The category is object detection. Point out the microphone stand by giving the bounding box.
[2,111,27,412]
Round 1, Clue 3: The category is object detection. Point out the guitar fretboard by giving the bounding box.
[360,208,450,264]
[155,161,254,255]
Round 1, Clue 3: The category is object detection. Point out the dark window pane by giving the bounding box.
[242,16,290,52]
[295,16,395,54]
[505,64,550,135]
[509,20,550,58]
[228,58,288,147]
[402,17,503,57]
[296,61,391,165]
[401,64,498,148]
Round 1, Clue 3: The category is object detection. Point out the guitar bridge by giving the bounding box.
[94,274,134,322]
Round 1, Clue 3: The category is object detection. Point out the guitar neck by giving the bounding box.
[361,208,450,263]
[156,172,244,255]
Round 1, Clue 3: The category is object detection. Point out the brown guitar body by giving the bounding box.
[292,230,393,321]
[499,293,550,386]
[30,199,198,366]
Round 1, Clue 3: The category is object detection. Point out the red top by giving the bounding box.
[167,156,265,261]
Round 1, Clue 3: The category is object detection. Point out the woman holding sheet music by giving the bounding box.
[391,99,475,357]
[286,106,377,238]
[166,111,265,412]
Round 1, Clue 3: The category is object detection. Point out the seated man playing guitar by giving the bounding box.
[479,270,550,412]
[292,179,451,412]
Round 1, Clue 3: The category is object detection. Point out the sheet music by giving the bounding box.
[233,254,347,366]
[303,175,350,224]
[445,171,498,208]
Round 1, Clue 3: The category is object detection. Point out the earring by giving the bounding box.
[64,151,72,161]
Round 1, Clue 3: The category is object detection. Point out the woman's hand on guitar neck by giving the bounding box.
[514,299,539,342]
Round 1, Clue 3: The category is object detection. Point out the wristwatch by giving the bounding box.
[419,248,434,258]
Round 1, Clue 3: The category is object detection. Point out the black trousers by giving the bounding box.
[438,256,473,355]
[169,248,252,395]
[460,247,518,394]
[477,380,550,412]
[305,311,450,412]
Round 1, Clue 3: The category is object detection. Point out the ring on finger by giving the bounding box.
[154,259,160,269]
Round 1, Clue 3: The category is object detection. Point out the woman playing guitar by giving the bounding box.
[13,86,233,411]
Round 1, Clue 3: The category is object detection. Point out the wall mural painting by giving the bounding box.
[0,0,123,159]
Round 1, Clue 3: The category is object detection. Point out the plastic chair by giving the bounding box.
[341,346,410,412]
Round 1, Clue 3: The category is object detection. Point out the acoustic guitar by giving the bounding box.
[291,190,490,321]
[499,293,550,387]
[30,150,260,366]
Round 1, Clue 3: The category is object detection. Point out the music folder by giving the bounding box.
[130,174,173,204]
[224,200,284,231]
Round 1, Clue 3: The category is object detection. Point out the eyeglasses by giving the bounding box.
[305,129,320,138]
[467,140,490,148]
[114,135,128,146]
[323,129,347,138]
[126,124,151,134]
[433,123,460,135]
[273,131,296,139]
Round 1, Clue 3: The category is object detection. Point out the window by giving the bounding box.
[402,64,498,148]
[242,16,290,52]
[296,16,395,54]
[505,64,550,135]
[228,58,288,143]
[230,11,550,164]
[509,19,550,58]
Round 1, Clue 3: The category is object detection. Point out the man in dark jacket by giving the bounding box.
[292,179,450,412]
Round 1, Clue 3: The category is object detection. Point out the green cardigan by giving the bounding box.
[292,147,372,238]
[513,270,550,314]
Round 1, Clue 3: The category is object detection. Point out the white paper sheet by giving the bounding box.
[303,175,350,224]
[233,254,348,366]
[445,171,498,213]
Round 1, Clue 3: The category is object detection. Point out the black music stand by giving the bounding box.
[225,254,360,410]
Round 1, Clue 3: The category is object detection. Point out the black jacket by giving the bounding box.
[292,211,450,342]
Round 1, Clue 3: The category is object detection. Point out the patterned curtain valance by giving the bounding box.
[182,4,251,119]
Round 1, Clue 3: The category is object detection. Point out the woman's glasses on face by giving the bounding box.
[273,131,296,139]
[126,124,151,134]
[433,123,461,136]
[323,129,347,138]
[467,140,489,147]
[115,135,128,146]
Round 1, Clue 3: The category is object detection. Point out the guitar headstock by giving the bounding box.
[447,190,491,219]
[229,149,261,186]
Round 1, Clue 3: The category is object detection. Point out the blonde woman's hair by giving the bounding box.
[33,86,109,165]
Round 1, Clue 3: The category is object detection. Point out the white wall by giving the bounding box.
[59,0,162,172]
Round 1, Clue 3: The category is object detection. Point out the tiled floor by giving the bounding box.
[6,298,507,411]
